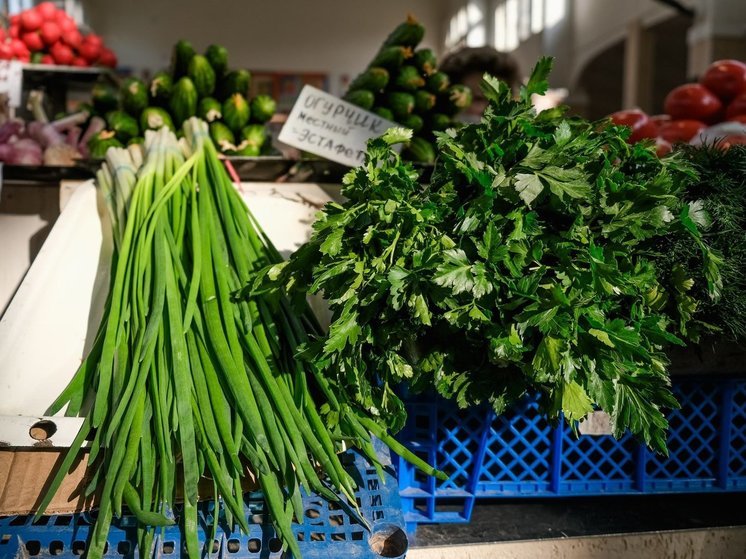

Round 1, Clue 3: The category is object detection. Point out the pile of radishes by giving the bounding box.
[0,2,116,68]
[609,59,746,155]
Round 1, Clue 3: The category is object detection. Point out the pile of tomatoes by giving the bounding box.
[0,2,116,68]
[609,59,746,155]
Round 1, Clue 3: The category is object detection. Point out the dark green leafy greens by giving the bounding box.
[260,58,720,454]
[651,143,746,342]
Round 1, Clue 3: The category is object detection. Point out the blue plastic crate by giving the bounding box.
[394,376,746,531]
[0,443,408,559]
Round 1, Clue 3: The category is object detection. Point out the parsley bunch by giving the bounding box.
[259,58,720,454]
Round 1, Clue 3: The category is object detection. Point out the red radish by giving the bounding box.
[50,41,74,65]
[655,137,672,157]
[664,83,723,122]
[78,40,100,63]
[40,54,54,65]
[609,109,658,143]
[21,31,44,52]
[658,119,707,143]
[36,2,58,21]
[10,38,30,58]
[40,21,61,45]
[728,114,746,124]
[71,56,89,67]
[58,17,76,33]
[17,53,31,63]
[0,43,13,60]
[700,60,746,102]
[98,47,117,68]
[20,9,43,32]
[9,14,20,26]
[0,28,6,43]
[84,33,103,48]
[62,28,82,49]
[9,25,20,39]
[725,92,746,120]
[649,114,671,128]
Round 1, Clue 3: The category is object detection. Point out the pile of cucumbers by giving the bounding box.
[343,15,472,163]
[89,40,277,157]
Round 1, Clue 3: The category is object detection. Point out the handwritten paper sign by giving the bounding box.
[578,410,614,436]
[279,85,398,167]
[0,61,24,108]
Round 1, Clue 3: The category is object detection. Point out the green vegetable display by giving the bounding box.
[265,59,721,455]
[344,15,471,162]
[97,41,276,156]
[88,130,122,158]
[106,110,139,142]
[41,120,441,559]
[92,83,118,114]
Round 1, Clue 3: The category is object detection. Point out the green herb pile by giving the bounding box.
[652,143,746,342]
[40,120,439,559]
[263,58,720,454]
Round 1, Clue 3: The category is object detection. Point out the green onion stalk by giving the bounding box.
[37,119,442,559]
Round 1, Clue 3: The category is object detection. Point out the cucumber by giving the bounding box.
[198,97,222,122]
[414,90,436,113]
[88,130,123,159]
[120,77,148,116]
[91,82,118,114]
[209,121,236,151]
[140,107,174,132]
[404,136,436,163]
[430,113,451,131]
[171,39,195,78]
[106,110,139,142]
[382,14,425,48]
[149,71,173,107]
[205,44,229,76]
[401,113,424,134]
[344,89,375,110]
[169,77,198,127]
[250,95,276,123]
[448,84,473,110]
[223,93,251,133]
[413,48,438,76]
[219,69,251,99]
[239,124,267,150]
[373,107,394,121]
[395,65,426,91]
[188,54,216,97]
[370,46,412,70]
[348,67,389,93]
[387,91,415,120]
[427,71,450,94]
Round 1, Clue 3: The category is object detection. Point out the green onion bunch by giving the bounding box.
[38,119,440,559]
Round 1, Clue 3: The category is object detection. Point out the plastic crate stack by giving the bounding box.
[0,444,408,559]
[394,377,746,533]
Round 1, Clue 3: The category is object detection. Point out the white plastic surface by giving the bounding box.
[0,180,334,445]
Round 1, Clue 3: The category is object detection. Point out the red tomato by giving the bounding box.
[78,39,101,63]
[728,114,746,124]
[98,47,117,68]
[0,28,5,43]
[10,38,30,58]
[655,137,672,157]
[700,60,746,102]
[658,119,707,143]
[40,54,54,65]
[71,56,89,67]
[36,2,58,21]
[58,17,77,34]
[50,41,74,65]
[62,28,82,49]
[40,21,61,45]
[9,14,20,26]
[725,92,746,119]
[664,84,723,122]
[21,31,44,52]
[0,43,14,60]
[9,25,19,39]
[20,9,43,32]
[609,109,658,143]
[650,114,671,128]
